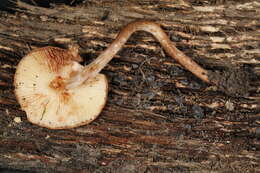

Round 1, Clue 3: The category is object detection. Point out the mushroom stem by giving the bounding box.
[66,21,210,89]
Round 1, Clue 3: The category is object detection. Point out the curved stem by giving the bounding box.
[66,21,210,89]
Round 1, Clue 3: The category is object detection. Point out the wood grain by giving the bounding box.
[0,0,259,172]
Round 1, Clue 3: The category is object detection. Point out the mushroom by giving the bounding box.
[14,46,108,129]
[14,21,212,129]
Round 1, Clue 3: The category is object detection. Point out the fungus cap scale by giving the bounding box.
[14,47,108,129]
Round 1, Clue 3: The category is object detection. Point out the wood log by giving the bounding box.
[0,0,259,172]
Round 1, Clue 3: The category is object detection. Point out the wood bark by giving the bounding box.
[0,0,259,172]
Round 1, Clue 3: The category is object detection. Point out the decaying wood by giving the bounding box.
[0,0,259,172]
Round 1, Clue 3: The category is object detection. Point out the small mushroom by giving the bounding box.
[14,21,213,129]
[14,46,108,129]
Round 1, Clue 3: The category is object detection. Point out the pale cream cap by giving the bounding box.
[14,47,108,129]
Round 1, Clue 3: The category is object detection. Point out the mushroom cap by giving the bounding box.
[14,47,108,129]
